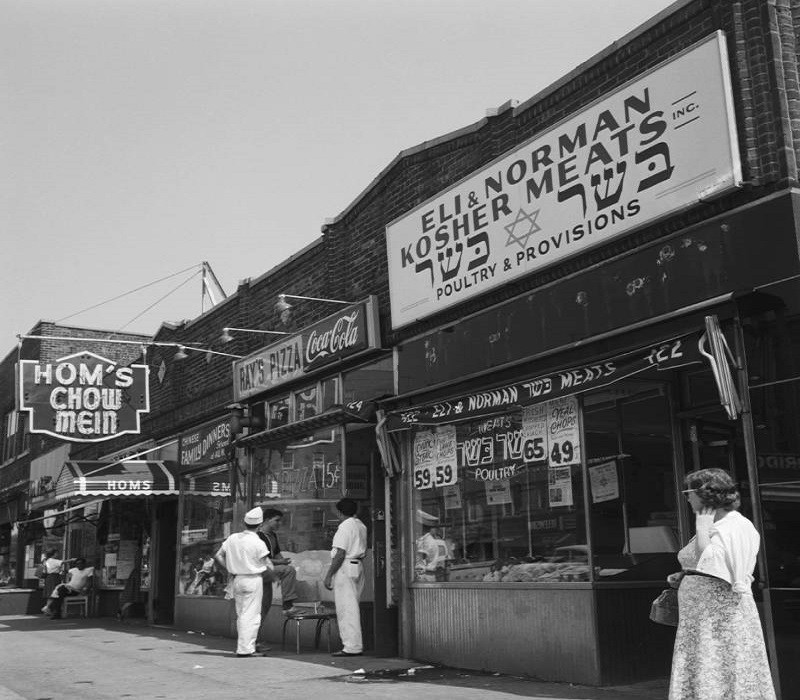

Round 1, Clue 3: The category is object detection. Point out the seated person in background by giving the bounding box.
[41,558,94,619]
[40,548,64,599]
[258,508,301,616]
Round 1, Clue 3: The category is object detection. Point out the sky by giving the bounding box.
[2,0,678,351]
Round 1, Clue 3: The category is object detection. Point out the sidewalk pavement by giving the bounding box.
[0,614,668,700]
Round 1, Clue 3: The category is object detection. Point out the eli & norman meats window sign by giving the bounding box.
[385,32,742,329]
[18,351,150,442]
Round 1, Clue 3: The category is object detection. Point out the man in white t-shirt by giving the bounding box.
[323,498,367,656]
[41,557,94,619]
[214,507,270,657]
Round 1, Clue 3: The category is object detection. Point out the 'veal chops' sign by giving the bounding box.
[385,32,742,329]
[233,296,381,401]
[18,351,150,442]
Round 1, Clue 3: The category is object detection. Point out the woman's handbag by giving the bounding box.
[649,587,679,627]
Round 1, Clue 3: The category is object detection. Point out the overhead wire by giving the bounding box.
[114,268,203,333]
[54,263,203,324]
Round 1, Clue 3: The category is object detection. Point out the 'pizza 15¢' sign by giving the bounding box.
[18,351,150,442]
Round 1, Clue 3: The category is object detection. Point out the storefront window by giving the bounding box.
[410,398,587,584]
[250,428,348,601]
[583,380,679,582]
[179,465,234,597]
[342,356,393,404]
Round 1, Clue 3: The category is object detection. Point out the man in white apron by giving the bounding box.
[323,498,367,656]
[214,507,270,657]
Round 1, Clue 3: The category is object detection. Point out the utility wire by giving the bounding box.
[55,263,203,323]
[114,269,204,334]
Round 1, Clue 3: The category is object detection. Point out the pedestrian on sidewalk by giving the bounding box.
[258,508,302,616]
[214,507,270,658]
[39,548,64,600]
[41,557,93,619]
[323,498,367,657]
[669,468,776,699]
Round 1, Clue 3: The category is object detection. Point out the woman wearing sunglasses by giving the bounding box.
[668,468,775,699]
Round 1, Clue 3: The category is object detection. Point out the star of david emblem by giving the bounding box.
[505,208,541,249]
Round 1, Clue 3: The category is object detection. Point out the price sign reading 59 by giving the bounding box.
[413,463,457,490]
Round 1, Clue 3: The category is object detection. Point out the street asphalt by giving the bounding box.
[0,614,668,699]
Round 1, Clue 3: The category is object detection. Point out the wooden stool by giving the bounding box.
[281,612,337,654]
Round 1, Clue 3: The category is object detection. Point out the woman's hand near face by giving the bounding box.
[695,506,716,553]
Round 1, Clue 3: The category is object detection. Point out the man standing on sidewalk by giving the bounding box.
[214,507,270,657]
[323,498,367,657]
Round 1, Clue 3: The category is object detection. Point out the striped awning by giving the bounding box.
[55,460,180,499]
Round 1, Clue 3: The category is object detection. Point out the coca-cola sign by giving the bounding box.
[233,296,380,401]
[18,351,150,442]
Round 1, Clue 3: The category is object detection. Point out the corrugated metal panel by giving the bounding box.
[411,587,600,684]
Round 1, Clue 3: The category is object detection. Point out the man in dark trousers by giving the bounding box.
[258,508,301,616]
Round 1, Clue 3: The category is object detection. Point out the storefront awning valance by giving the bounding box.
[55,460,180,499]
[234,402,377,448]
[383,330,707,431]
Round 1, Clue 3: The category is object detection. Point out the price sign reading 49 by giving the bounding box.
[414,462,457,490]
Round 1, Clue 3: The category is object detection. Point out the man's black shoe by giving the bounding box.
[331,650,362,657]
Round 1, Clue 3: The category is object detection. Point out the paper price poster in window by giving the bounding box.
[485,478,513,506]
[443,484,462,510]
[589,461,620,503]
[413,431,436,490]
[432,425,458,487]
[522,403,548,463]
[548,466,574,507]
[546,396,581,466]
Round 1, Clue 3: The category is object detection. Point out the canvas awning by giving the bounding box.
[55,460,181,499]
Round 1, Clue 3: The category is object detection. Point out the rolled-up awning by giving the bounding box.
[56,460,180,498]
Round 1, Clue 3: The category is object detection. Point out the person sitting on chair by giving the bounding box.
[258,508,301,616]
[41,558,94,619]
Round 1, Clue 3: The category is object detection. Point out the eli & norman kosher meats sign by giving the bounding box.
[233,296,380,401]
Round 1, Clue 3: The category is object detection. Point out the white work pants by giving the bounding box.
[333,561,364,653]
[233,574,263,655]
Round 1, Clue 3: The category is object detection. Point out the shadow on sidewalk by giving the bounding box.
[0,614,669,699]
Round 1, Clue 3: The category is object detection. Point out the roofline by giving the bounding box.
[323,0,692,228]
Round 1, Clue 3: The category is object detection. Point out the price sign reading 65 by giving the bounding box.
[413,463,457,490]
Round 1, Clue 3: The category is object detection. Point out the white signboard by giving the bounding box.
[386,32,741,329]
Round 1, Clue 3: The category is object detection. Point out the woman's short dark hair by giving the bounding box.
[684,468,741,510]
[45,548,57,557]
[336,498,358,517]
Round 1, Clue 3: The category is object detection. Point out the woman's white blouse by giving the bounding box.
[694,510,761,594]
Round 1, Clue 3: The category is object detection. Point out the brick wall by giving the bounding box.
[323,0,800,343]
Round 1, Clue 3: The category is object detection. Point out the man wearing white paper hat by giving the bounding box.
[214,506,271,657]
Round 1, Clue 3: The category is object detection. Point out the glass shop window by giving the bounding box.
[583,379,679,583]
[179,466,234,597]
[342,356,393,405]
[250,428,354,602]
[410,397,587,584]
[267,395,290,429]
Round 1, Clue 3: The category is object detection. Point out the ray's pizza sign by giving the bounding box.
[18,351,150,442]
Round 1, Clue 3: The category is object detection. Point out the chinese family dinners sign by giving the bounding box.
[385,32,741,329]
[18,351,150,442]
